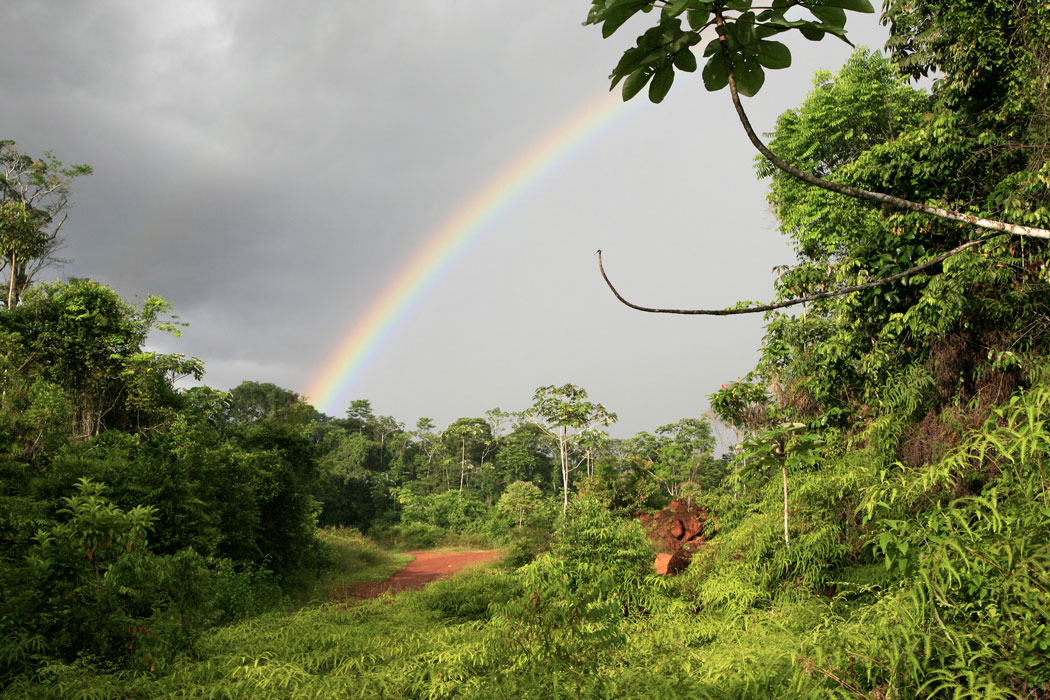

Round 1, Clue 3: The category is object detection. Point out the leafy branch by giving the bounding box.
[586,0,1050,314]
[708,7,1050,241]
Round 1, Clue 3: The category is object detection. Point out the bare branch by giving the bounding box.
[597,234,1000,316]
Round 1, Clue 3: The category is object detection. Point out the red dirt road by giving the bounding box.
[346,550,502,600]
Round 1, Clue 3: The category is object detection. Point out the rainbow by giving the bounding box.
[302,91,636,416]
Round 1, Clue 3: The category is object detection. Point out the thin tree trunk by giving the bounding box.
[7,252,15,310]
[560,426,569,515]
[782,463,790,549]
[459,436,466,493]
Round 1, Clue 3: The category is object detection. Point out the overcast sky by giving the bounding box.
[3,2,891,437]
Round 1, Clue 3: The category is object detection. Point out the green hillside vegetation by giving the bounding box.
[3,1,1050,697]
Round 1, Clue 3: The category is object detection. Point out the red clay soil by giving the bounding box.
[341,550,502,601]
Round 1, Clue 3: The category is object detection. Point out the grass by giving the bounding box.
[308,527,414,604]
[3,538,517,700]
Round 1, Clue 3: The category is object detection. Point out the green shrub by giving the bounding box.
[316,526,381,567]
[205,559,282,624]
[549,496,663,614]
[397,489,489,531]
[369,521,445,549]
[412,570,523,623]
[500,524,552,568]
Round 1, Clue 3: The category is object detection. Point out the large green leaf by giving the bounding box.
[755,24,790,39]
[755,40,791,69]
[595,0,650,38]
[622,68,651,100]
[702,54,728,91]
[818,21,855,45]
[686,8,711,30]
[584,0,610,26]
[817,0,874,12]
[610,46,643,86]
[673,47,698,72]
[662,0,692,18]
[799,25,826,41]
[735,11,757,46]
[732,54,766,97]
[649,64,675,103]
[809,5,847,28]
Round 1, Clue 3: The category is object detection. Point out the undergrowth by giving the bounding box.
[309,527,412,605]
[6,380,1049,699]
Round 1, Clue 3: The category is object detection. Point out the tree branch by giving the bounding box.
[712,11,1050,241]
[597,234,999,316]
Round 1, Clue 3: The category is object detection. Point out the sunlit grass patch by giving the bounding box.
[311,527,412,603]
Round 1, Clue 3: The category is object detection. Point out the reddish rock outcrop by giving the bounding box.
[637,499,708,575]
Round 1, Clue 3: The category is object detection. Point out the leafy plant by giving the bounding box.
[737,423,823,548]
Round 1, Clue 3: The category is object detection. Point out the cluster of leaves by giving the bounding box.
[586,0,1050,695]
[707,38,1050,429]
[586,0,874,102]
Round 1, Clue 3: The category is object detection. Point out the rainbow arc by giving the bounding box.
[303,92,636,415]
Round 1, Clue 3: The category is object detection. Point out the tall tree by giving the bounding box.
[345,398,375,433]
[720,45,1048,431]
[496,481,547,529]
[413,417,440,481]
[441,417,492,493]
[224,381,303,425]
[0,141,92,309]
[526,384,617,514]
[495,422,558,492]
[631,418,720,500]
[7,279,200,438]
[375,415,403,469]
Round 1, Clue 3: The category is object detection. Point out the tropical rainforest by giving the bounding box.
[3,0,1050,697]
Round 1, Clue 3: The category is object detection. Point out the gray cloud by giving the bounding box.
[3,1,891,435]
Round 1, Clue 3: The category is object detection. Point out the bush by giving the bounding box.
[486,496,670,676]
[500,525,552,568]
[1,478,290,679]
[369,521,446,550]
[205,559,282,625]
[549,496,661,613]
[412,570,523,623]
[401,490,489,532]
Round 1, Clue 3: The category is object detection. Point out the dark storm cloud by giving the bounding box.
[3,0,891,434]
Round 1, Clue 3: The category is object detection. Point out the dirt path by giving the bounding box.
[344,550,502,600]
